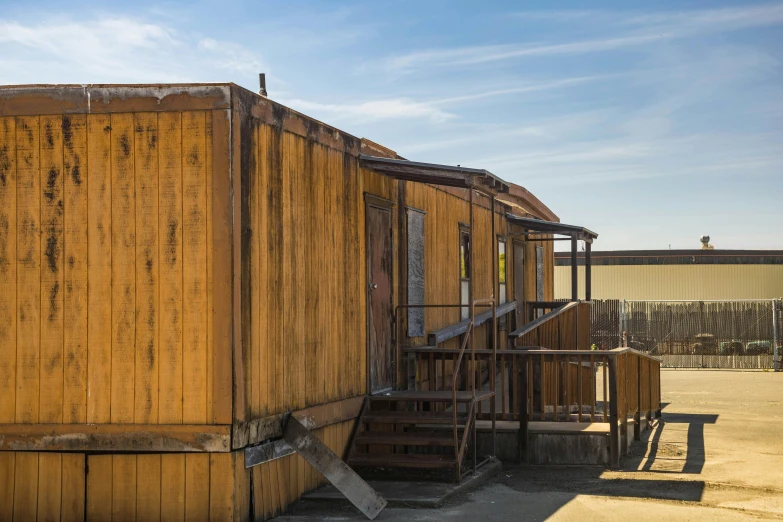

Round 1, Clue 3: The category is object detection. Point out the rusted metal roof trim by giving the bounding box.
[359,155,510,194]
[506,213,598,240]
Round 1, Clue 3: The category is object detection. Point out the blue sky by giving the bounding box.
[1,0,781,250]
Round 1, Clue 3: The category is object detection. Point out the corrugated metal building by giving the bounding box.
[555,250,783,300]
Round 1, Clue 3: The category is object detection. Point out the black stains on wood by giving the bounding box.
[62,116,73,149]
[119,134,131,156]
[45,233,59,274]
[48,281,59,321]
[44,120,54,147]
[104,125,112,132]
[187,147,199,166]
[165,218,178,266]
[68,255,75,269]
[44,168,58,201]
[70,161,82,186]
[147,341,155,370]
[0,145,10,186]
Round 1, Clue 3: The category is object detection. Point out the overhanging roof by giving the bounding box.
[506,213,598,241]
[359,155,510,194]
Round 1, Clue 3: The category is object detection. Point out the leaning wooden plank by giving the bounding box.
[282,416,387,520]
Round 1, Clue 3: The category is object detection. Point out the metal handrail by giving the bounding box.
[451,321,473,450]
[517,346,662,363]
[509,301,577,339]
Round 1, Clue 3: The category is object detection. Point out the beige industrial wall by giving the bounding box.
[555,265,783,301]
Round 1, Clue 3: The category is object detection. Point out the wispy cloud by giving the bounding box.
[385,35,666,73]
[384,3,783,73]
[0,16,265,83]
[281,75,604,124]
[280,97,457,123]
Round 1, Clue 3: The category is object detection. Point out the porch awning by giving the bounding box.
[359,155,510,194]
[506,213,598,241]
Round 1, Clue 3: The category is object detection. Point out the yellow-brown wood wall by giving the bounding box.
[0,419,354,522]
[239,116,397,421]
[0,112,229,426]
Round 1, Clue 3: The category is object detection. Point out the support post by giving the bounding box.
[585,241,592,302]
[608,356,619,469]
[634,356,641,441]
[518,356,529,464]
[491,195,497,457]
[571,236,578,302]
[469,188,475,397]
[773,299,779,372]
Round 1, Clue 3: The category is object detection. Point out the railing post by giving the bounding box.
[518,356,529,464]
[634,355,641,441]
[608,356,620,468]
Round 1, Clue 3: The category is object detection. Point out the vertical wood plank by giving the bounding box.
[112,455,136,522]
[160,454,185,522]
[182,111,208,424]
[205,112,213,424]
[0,117,17,423]
[210,109,233,425]
[136,454,161,522]
[158,112,183,425]
[251,465,265,522]
[15,116,40,424]
[86,114,112,424]
[86,455,112,522]
[249,121,261,418]
[62,114,88,424]
[134,112,160,425]
[39,115,65,424]
[14,452,39,522]
[61,453,86,522]
[110,113,136,424]
[233,452,250,522]
[37,452,62,522]
[0,451,15,522]
[208,453,233,522]
[185,453,210,521]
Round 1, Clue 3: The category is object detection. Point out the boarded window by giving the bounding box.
[407,209,426,337]
[536,246,545,303]
[498,239,507,304]
[460,227,471,320]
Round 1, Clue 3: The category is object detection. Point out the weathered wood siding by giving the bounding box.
[0,111,231,427]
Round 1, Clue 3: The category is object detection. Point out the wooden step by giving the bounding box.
[362,410,469,425]
[347,453,456,469]
[354,430,458,447]
[370,390,495,403]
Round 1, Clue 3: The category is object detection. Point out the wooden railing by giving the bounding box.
[510,301,590,351]
[514,348,661,467]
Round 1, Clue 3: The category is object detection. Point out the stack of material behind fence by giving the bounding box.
[621,299,779,369]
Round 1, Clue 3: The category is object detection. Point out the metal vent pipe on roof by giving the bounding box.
[259,73,268,97]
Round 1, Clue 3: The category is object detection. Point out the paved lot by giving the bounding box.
[277,370,783,521]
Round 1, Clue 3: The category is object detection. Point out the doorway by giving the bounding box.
[365,198,394,394]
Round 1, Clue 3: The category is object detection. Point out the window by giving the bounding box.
[407,208,426,337]
[460,227,471,320]
[498,239,507,305]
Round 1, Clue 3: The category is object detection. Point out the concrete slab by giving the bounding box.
[302,459,502,508]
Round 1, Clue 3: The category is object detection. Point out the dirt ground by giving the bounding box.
[276,370,783,521]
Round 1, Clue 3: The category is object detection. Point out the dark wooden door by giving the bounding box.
[366,204,394,393]
[514,242,525,327]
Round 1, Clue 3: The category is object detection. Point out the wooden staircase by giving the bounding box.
[347,390,494,481]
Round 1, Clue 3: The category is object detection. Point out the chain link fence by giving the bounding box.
[620,299,782,369]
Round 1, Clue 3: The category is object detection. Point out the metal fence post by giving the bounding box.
[774,299,779,372]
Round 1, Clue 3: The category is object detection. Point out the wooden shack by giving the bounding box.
[0,83,597,521]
